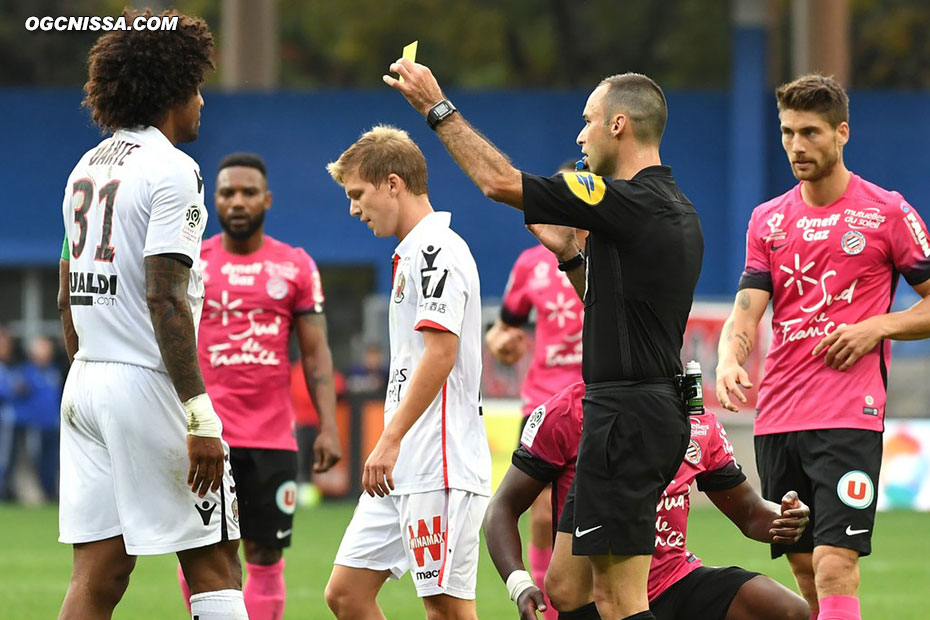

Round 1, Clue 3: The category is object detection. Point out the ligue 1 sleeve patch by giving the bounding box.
[180,204,205,244]
[837,470,874,509]
[521,404,546,448]
[561,171,606,206]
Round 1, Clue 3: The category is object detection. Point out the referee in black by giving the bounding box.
[385,62,703,620]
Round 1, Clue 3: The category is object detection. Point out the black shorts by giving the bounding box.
[561,380,690,556]
[228,448,298,548]
[755,429,882,558]
[651,566,759,620]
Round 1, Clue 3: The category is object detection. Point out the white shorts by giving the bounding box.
[334,488,488,599]
[59,360,240,555]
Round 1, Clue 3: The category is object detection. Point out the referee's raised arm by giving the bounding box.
[384,59,523,209]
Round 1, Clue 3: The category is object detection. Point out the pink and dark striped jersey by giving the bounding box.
[511,382,745,600]
[500,245,583,416]
[198,234,324,450]
[739,173,930,435]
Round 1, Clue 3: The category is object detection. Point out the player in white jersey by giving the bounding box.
[324,126,491,620]
[56,10,247,620]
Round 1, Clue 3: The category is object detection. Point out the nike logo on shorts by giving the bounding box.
[276,529,292,539]
[845,526,869,536]
[574,525,603,538]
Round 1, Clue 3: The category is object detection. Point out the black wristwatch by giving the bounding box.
[558,252,585,272]
[426,99,457,130]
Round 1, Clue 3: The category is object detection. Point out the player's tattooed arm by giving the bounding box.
[296,312,341,472]
[58,259,78,363]
[715,288,770,412]
[384,59,524,209]
[144,255,206,402]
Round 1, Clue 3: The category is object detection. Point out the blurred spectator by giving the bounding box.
[13,336,63,500]
[289,360,346,505]
[0,328,18,500]
[344,342,388,398]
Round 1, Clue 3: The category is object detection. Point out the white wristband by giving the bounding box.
[505,569,535,603]
[184,393,223,438]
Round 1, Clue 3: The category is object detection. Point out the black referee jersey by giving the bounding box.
[522,166,703,383]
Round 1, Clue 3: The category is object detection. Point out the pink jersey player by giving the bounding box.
[199,234,325,450]
[499,245,583,416]
[513,382,747,600]
[741,173,930,435]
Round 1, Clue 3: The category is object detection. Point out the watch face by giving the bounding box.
[436,102,451,115]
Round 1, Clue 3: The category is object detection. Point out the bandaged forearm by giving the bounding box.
[184,393,223,438]
[506,569,534,603]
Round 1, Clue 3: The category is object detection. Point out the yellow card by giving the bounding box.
[399,40,418,82]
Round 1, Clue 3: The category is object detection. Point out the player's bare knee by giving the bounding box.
[422,595,476,620]
[324,576,356,616]
[243,539,282,565]
[544,569,578,611]
[79,558,134,608]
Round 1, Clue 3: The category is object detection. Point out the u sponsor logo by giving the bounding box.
[837,470,874,509]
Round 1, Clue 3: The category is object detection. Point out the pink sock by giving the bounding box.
[818,595,860,620]
[244,559,286,620]
[811,611,819,620]
[528,545,557,620]
[177,563,192,614]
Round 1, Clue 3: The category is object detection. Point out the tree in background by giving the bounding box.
[2,0,929,89]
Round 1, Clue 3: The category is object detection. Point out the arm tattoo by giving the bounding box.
[734,331,753,364]
[435,115,522,209]
[298,313,337,425]
[737,290,751,310]
[145,255,205,402]
[723,321,753,365]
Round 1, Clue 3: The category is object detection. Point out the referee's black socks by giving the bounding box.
[556,604,658,620]
[558,602,600,620]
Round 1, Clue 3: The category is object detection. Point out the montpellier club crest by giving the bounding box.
[266,276,288,300]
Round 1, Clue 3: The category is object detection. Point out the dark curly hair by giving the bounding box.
[82,8,215,133]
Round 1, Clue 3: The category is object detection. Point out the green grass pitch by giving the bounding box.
[1,503,926,619]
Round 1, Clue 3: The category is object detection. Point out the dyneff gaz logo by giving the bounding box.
[70,272,118,307]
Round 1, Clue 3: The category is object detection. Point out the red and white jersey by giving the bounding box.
[740,173,930,435]
[198,235,325,450]
[387,211,491,496]
[501,245,583,416]
[62,126,208,371]
[513,387,745,602]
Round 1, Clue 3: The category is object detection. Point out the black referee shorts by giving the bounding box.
[651,566,760,620]
[228,447,298,548]
[561,379,689,556]
[755,428,882,558]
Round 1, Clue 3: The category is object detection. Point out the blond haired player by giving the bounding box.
[324,126,491,620]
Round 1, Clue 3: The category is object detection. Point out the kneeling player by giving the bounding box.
[484,382,810,620]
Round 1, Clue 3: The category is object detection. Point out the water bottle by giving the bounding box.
[683,360,703,415]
